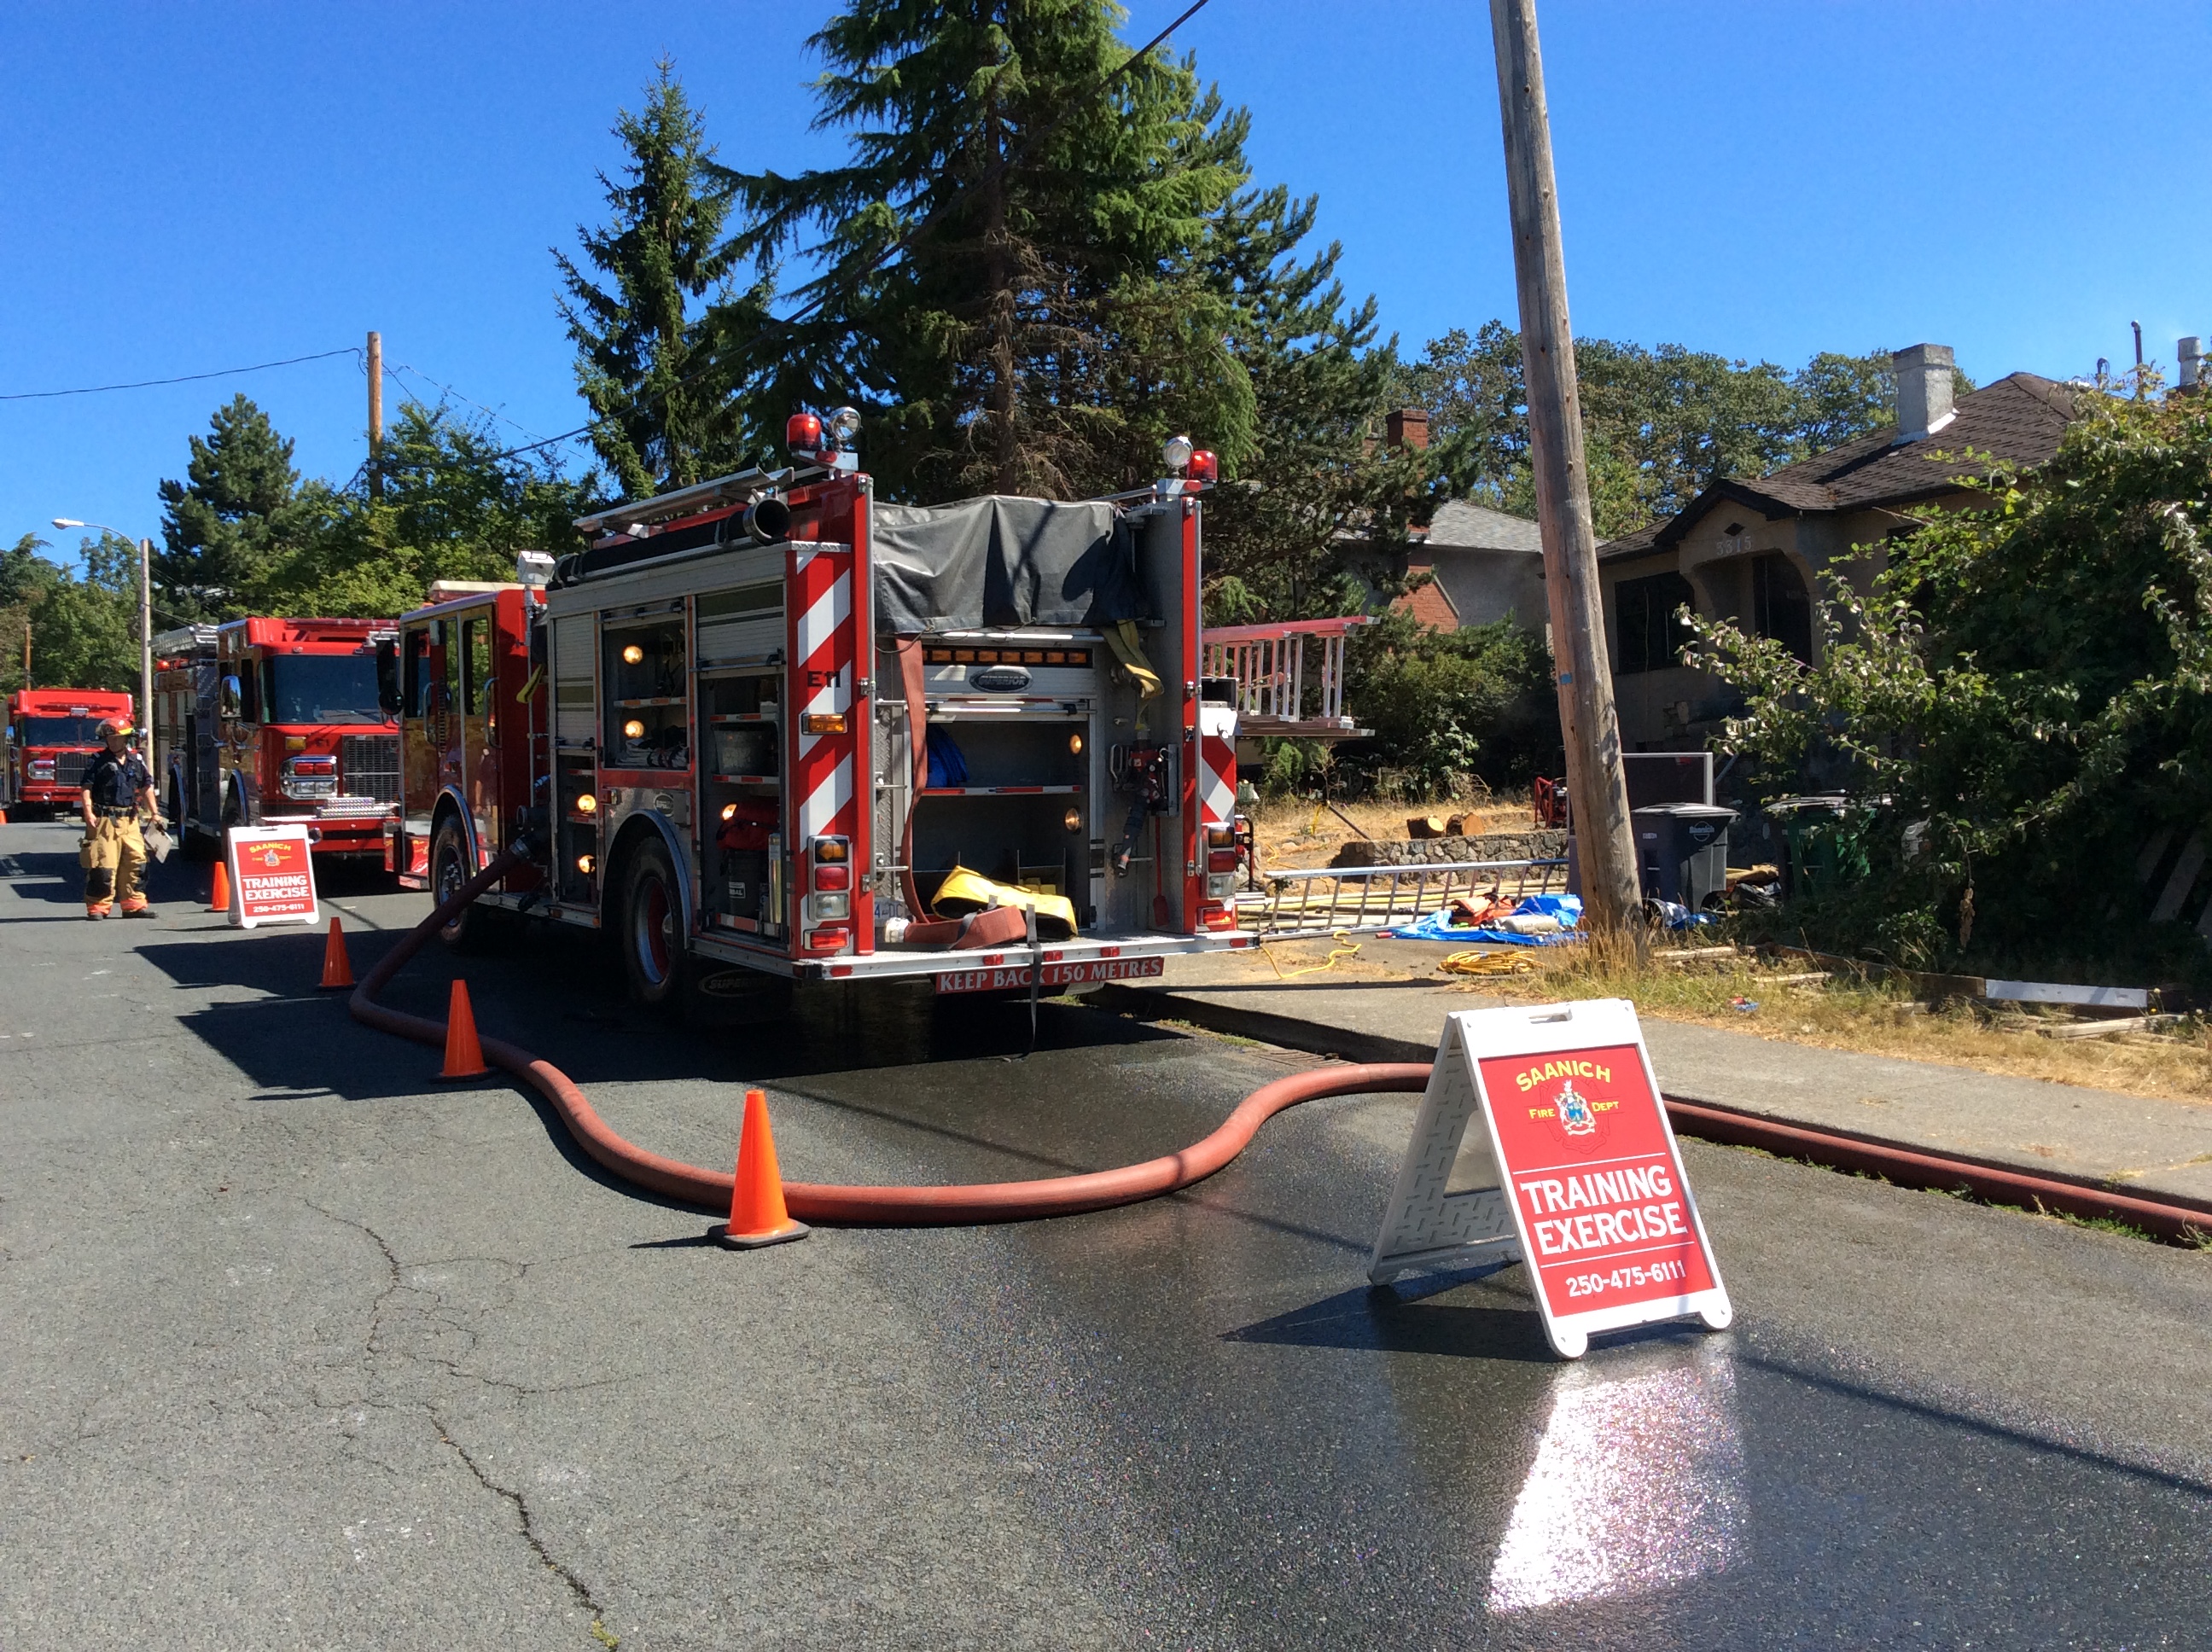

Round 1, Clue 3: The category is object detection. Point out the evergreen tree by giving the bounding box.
[29,535,139,693]
[0,534,57,694]
[154,393,315,620]
[1196,182,1434,620]
[718,0,1254,502]
[253,402,602,618]
[556,60,754,500]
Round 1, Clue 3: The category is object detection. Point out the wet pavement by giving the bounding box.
[4,816,2211,1649]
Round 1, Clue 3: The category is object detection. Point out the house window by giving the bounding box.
[1614,573,1696,674]
[1749,555,1813,666]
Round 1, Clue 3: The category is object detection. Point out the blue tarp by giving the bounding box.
[1386,892,1586,946]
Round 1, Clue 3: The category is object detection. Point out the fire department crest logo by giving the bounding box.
[253,845,287,869]
[1556,1077,1598,1137]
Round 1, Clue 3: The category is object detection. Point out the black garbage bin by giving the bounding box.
[1632,803,1736,909]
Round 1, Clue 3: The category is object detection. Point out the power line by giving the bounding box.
[0,346,362,403]
[383,0,1217,474]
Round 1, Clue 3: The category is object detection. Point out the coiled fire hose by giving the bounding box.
[349,844,1429,1224]
[352,845,2212,1243]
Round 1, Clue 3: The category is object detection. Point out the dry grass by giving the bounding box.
[1239,930,2212,1106]
[1248,792,1536,870]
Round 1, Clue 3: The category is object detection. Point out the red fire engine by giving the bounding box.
[392,419,1270,1002]
[3,688,135,818]
[153,617,401,860]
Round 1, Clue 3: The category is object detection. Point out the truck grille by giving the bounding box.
[340,734,401,804]
[53,752,90,786]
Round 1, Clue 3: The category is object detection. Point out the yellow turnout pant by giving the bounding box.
[83,815,147,913]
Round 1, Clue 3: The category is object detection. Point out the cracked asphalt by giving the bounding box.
[5,814,2212,1650]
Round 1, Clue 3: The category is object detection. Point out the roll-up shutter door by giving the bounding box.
[552,613,594,743]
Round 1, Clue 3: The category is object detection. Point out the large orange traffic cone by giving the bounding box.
[711,1089,810,1249]
[439,980,492,1079]
[317,916,355,990]
[207,857,230,913]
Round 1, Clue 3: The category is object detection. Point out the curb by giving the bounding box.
[1096,980,2212,1238]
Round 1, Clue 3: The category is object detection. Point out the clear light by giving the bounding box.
[826,405,861,444]
[1487,1358,1746,1614]
[1064,808,1083,833]
[621,643,644,666]
[575,794,597,815]
[720,801,737,822]
[1068,732,1084,755]
[576,854,596,875]
[1162,435,1194,474]
[622,719,646,740]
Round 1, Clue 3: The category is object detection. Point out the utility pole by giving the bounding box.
[1488,0,1641,935]
[139,538,154,779]
[366,329,384,498]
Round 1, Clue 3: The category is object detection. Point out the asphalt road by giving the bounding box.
[4,814,2211,1650]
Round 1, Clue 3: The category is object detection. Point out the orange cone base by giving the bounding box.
[708,1217,811,1249]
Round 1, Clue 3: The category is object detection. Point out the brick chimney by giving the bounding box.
[1384,407,1430,451]
[1892,343,1956,442]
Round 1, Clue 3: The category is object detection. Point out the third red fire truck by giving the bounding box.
[390,416,1277,1003]
[3,688,135,818]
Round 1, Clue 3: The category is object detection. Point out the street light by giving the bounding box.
[51,518,154,775]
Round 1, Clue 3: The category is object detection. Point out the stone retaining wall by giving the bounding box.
[1330,829,1568,868]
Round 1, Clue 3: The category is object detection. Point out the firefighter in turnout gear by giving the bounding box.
[79,717,159,919]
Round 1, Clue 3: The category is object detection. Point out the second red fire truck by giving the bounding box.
[154,618,402,860]
[388,417,1266,1002]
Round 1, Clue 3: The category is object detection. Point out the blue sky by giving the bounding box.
[5,1,2209,568]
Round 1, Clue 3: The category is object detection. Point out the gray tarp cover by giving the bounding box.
[871,495,1145,634]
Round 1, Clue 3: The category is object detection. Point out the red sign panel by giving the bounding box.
[934,956,1166,995]
[1479,1043,1717,1319]
[227,825,320,928]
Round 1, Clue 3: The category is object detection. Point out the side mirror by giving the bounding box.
[218,675,242,719]
[375,640,401,714]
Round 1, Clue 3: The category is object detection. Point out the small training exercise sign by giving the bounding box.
[226,824,320,929]
[1369,999,1730,1358]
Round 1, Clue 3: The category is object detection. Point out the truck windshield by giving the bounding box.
[265,656,386,725]
[20,717,105,745]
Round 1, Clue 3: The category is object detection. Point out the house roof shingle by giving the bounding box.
[1424,499,1544,553]
[1598,371,2078,561]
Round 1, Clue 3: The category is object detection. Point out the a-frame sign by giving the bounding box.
[1369,998,1732,1358]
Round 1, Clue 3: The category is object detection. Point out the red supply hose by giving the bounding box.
[348,846,1427,1223]
[352,846,2212,1243]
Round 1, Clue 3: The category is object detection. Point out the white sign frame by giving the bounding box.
[225,824,321,930]
[1369,998,1731,1359]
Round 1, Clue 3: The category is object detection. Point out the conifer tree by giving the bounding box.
[718,0,1254,502]
[556,61,757,499]
[154,393,315,620]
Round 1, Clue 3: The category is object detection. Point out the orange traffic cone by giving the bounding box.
[207,857,231,913]
[711,1089,810,1249]
[317,916,355,990]
[439,980,492,1079]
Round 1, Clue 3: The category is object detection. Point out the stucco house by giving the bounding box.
[1398,497,1548,633]
[1596,343,2080,750]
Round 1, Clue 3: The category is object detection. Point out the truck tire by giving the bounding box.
[432,816,491,951]
[620,836,689,1014]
